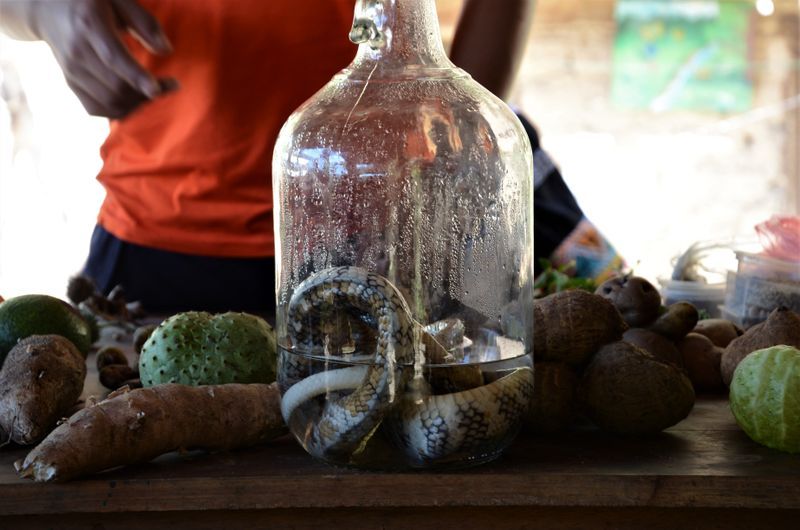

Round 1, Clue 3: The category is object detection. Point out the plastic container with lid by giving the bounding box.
[721,252,800,328]
[662,238,740,318]
[734,251,800,282]
[659,278,726,318]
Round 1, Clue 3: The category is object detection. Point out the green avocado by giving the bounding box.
[0,294,93,365]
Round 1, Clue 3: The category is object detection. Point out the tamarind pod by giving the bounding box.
[98,364,138,390]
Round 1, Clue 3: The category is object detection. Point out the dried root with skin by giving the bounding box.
[16,382,285,482]
[0,335,86,446]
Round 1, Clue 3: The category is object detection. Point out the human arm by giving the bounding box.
[449,0,535,100]
[0,0,176,119]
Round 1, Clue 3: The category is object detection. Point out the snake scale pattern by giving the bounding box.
[280,266,533,463]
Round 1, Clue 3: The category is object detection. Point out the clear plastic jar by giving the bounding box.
[272,0,533,470]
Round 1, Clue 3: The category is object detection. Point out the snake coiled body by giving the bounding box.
[280,266,532,463]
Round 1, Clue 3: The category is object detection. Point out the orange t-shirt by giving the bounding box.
[97,0,356,257]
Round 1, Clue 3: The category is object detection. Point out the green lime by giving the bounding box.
[0,294,92,365]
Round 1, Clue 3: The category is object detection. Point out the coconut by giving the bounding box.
[579,341,695,435]
[721,307,800,386]
[534,290,627,367]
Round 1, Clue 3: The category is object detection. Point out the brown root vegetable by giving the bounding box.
[16,382,285,482]
[595,275,662,328]
[95,346,128,370]
[692,318,743,348]
[534,290,627,366]
[0,335,86,445]
[579,341,695,435]
[646,302,699,341]
[99,364,139,390]
[677,333,724,392]
[524,362,578,433]
[721,307,800,386]
[623,328,683,368]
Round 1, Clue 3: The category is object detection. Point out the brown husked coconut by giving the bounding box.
[579,341,695,435]
[524,362,579,433]
[721,307,800,386]
[534,290,627,367]
[623,328,684,368]
[692,318,743,348]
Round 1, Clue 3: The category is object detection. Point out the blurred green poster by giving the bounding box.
[612,0,752,112]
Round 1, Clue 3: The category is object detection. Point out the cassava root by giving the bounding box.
[16,382,285,482]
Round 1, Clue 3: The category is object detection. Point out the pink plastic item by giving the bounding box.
[755,215,800,262]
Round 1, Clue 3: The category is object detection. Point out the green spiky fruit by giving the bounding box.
[730,345,800,454]
[139,311,277,387]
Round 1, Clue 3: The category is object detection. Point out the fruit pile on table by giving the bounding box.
[0,272,798,482]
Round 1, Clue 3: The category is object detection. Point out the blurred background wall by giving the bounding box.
[1,0,798,298]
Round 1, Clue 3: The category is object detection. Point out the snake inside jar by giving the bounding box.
[279,266,533,464]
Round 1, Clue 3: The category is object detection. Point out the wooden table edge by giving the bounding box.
[1,472,798,515]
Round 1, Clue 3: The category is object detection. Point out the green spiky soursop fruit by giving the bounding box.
[729,345,800,454]
[139,312,277,387]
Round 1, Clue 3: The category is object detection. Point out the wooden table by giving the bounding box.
[0,340,798,529]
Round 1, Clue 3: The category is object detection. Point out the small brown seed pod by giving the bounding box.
[132,324,158,354]
[95,346,129,371]
[66,275,98,305]
[99,364,138,390]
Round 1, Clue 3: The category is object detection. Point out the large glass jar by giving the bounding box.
[272,0,533,470]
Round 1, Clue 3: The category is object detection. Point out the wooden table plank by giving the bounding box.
[0,396,798,517]
[3,507,800,530]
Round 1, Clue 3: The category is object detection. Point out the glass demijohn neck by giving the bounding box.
[347,0,460,77]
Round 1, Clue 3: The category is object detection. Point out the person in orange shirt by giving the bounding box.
[0,0,536,314]
[1,0,357,313]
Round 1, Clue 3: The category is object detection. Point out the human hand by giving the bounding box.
[28,0,177,119]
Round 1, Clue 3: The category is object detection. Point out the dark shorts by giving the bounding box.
[517,114,585,274]
[83,225,275,315]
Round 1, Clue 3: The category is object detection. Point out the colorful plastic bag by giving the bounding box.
[755,216,800,262]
